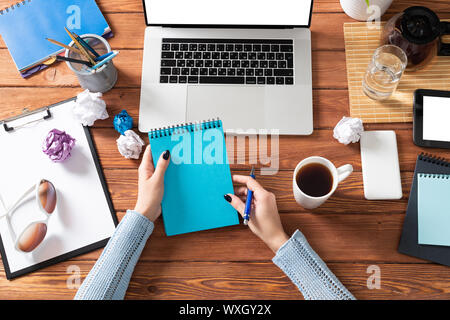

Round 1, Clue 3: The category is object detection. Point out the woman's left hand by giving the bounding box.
[134,145,170,222]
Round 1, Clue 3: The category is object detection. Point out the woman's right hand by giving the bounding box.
[224,175,289,253]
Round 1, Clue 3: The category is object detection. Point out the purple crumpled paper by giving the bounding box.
[43,129,76,162]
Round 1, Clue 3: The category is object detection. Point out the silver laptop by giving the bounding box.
[139,0,314,135]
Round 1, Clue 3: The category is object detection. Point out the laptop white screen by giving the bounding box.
[143,0,313,27]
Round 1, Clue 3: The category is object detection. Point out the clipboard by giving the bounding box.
[0,97,118,279]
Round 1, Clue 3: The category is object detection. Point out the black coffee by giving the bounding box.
[296,163,333,197]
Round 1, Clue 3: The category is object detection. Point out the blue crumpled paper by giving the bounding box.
[113,110,133,135]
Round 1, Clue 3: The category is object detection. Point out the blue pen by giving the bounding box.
[243,167,255,226]
[90,51,119,71]
[94,51,115,62]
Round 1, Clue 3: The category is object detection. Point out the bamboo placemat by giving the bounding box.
[344,21,450,123]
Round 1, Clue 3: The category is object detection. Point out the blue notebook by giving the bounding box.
[149,119,239,236]
[0,0,110,73]
[418,173,450,247]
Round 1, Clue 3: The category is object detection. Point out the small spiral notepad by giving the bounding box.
[149,119,239,236]
[418,173,450,247]
[400,154,450,267]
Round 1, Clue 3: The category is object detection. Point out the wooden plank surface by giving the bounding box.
[1,261,450,300]
[0,0,449,300]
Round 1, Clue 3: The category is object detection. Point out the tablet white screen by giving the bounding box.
[423,96,450,142]
[144,0,313,26]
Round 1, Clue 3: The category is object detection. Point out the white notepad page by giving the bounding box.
[0,100,116,274]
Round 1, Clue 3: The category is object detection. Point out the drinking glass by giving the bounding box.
[362,45,408,100]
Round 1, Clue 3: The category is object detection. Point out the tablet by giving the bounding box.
[413,89,450,149]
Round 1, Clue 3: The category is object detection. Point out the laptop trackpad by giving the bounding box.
[186,86,266,131]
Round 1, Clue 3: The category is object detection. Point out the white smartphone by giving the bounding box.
[360,131,402,200]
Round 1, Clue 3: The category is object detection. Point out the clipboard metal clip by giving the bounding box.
[1,107,52,132]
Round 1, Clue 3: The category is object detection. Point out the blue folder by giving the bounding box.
[0,0,110,72]
[149,120,239,236]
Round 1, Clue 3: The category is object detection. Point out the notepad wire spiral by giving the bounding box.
[419,173,450,179]
[419,153,450,167]
[0,0,31,15]
[149,118,222,139]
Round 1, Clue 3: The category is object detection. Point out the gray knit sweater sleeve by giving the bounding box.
[74,210,154,300]
[74,212,354,300]
[272,230,355,300]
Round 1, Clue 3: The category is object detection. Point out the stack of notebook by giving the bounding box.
[0,0,111,77]
[399,154,450,266]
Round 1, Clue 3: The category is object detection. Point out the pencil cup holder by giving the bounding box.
[65,34,117,93]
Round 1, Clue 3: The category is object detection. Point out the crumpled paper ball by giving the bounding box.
[333,117,364,145]
[43,129,76,162]
[114,110,133,135]
[72,89,109,126]
[117,130,145,159]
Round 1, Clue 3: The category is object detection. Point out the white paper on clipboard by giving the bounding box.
[0,99,116,278]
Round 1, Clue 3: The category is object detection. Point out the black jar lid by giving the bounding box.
[401,6,441,45]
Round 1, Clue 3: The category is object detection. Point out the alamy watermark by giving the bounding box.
[366,265,381,290]
[66,265,81,289]
[161,128,280,175]
[66,5,81,30]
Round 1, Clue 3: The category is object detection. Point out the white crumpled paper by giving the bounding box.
[72,89,109,126]
[117,130,145,159]
[333,116,364,145]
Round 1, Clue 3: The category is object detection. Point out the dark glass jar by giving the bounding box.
[382,6,450,71]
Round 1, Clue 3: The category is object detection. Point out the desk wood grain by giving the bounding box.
[0,0,449,300]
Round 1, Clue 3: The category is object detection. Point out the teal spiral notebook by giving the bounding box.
[149,119,239,236]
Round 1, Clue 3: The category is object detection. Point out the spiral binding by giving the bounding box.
[0,0,30,15]
[418,153,450,167]
[149,118,222,139]
[418,173,450,179]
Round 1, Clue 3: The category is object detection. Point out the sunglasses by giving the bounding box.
[0,179,57,253]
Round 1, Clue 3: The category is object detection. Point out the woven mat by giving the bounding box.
[344,21,450,123]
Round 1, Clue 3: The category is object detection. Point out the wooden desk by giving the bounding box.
[0,0,449,300]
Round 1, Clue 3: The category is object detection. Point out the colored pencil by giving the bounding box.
[46,38,83,55]
[94,51,115,62]
[72,32,100,58]
[90,50,119,71]
[64,27,96,66]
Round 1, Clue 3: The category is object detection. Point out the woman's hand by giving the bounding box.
[134,145,170,222]
[224,175,289,253]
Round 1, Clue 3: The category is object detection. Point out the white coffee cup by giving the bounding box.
[293,156,353,210]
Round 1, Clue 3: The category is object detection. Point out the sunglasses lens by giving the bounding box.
[17,223,47,252]
[38,180,57,214]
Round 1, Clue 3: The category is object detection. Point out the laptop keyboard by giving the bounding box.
[160,39,294,85]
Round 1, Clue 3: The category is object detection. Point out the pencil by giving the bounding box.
[64,27,96,65]
[46,38,83,55]
[72,32,100,58]
[54,55,92,67]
